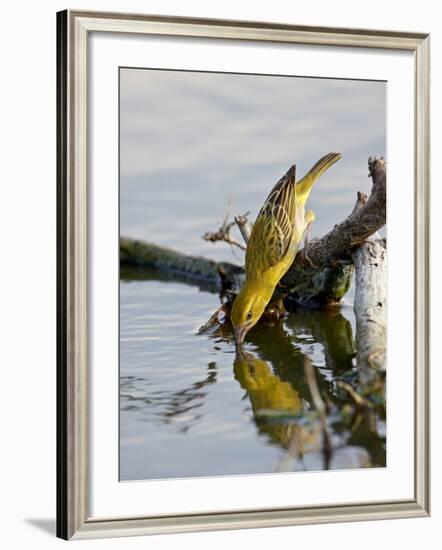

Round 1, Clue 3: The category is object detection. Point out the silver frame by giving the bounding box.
[56,9,430,540]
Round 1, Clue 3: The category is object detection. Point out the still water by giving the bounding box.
[120,265,385,481]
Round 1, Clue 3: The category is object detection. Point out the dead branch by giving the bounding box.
[234,214,253,244]
[202,212,248,251]
[336,380,374,409]
[300,156,385,266]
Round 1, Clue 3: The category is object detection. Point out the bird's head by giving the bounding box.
[230,282,273,346]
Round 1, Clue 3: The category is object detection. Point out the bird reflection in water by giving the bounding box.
[218,306,384,471]
[233,347,303,451]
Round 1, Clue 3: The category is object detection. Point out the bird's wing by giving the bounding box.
[245,168,296,276]
[244,154,341,277]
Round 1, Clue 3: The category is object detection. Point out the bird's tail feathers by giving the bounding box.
[296,152,341,200]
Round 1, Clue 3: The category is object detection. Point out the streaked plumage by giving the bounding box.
[231,153,342,344]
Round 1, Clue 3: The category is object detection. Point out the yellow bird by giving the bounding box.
[231,152,342,345]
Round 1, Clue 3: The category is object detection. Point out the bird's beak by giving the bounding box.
[234,325,247,347]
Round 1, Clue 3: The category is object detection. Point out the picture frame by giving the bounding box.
[56,9,430,540]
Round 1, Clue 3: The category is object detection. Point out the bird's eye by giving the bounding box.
[247,310,253,320]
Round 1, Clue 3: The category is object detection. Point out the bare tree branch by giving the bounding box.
[293,157,385,270]
[202,212,248,251]
[234,214,253,244]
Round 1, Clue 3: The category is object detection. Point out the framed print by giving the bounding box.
[56,9,430,540]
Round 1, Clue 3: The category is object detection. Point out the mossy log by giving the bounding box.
[120,238,244,292]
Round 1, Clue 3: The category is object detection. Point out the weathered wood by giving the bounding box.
[352,237,387,379]
[234,214,252,244]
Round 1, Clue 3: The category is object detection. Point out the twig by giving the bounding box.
[336,380,374,409]
[273,430,303,473]
[304,358,325,414]
[197,303,229,334]
[234,213,252,245]
[202,212,247,251]
[351,191,368,215]
[304,357,332,470]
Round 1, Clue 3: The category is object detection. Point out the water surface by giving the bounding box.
[120,268,385,480]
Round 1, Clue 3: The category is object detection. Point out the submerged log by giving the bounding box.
[120,237,244,292]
